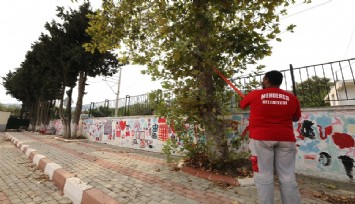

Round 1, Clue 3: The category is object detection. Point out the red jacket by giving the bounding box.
[239,87,301,142]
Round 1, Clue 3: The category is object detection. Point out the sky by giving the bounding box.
[1,0,354,105]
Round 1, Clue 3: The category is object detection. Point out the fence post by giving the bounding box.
[104,99,109,117]
[125,95,130,116]
[89,102,95,118]
[289,64,297,96]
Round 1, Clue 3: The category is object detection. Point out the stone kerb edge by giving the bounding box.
[6,134,120,204]
[52,168,75,192]
[4,133,12,140]
[33,154,46,166]
[20,144,29,153]
[4,132,9,137]
[181,166,241,186]
[29,151,38,161]
[25,148,36,158]
[82,188,121,204]
[44,162,62,180]
[16,141,23,148]
[38,158,52,172]
[64,177,93,204]
[13,139,18,146]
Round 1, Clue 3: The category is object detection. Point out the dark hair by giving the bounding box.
[264,70,283,86]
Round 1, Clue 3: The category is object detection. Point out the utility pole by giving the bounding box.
[114,66,123,117]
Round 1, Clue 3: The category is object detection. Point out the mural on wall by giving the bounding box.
[319,152,332,167]
[295,111,355,181]
[81,118,107,141]
[50,108,354,181]
[80,117,178,152]
[49,119,63,135]
[300,120,316,139]
[228,109,355,181]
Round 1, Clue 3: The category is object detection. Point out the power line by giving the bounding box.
[104,79,117,95]
[274,0,332,37]
[281,0,332,20]
[286,1,307,11]
[87,80,104,84]
[344,25,355,57]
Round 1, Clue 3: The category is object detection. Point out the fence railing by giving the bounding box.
[83,58,355,116]
[231,58,355,108]
[82,93,154,117]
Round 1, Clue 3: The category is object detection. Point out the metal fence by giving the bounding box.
[231,58,355,108]
[82,93,153,117]
[83,58,355,116]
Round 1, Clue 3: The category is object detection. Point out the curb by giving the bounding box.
[54,136,89,142]
[180,166,255,187]
[181,166,237,186]
[5,132,120,204]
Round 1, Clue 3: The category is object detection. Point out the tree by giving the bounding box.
[85,0,300,163]
[89,106,113,117]
[3,2,119,137]
[44,2,119,138]
[29,38,63,130]
[2,69,32,125]
[2,38,62,131]
[56,3,119,138]
[294,76,333,108]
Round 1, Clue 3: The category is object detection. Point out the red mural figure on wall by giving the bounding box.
[158,118,168,141]
[332,133,355,149]
[115,122,121,138]
[315,119,354,149]
[296,123,304,140]
[317,125,333,140]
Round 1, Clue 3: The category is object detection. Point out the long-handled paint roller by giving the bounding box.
[210,65,245,98]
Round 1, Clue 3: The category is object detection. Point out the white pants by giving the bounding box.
[249,139,301,204]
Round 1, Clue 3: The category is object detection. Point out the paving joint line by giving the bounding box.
[8,132,238,203]
[5,132,120,204]
[24,132,247,187]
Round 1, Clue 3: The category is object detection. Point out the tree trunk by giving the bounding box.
[58,85,71,138]
[38,100,47,129]
[65,88,73,139]
[29,101,38,132]
[39,100,52,128]
[193,0,229,163]
[35,99,42,131]
[199,64,229,163]
[72,71,87,138]
[43,100,54,127]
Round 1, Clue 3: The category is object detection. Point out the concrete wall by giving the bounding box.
[294,107,355,182]
[49,116,176,153]
[229,106,355,182]
[49,106,355,182]
[0,111,11,132]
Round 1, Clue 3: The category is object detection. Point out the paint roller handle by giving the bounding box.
[210,65,245,98]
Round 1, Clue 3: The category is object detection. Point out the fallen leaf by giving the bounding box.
[324,183,338,189]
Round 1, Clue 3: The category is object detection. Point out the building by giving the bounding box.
[324,80,355,106]
[0,111,11,132]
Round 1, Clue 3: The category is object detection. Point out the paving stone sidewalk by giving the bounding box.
[0,133,72,204]
[1,132,354,204]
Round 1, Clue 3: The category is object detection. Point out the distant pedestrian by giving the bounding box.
[239,70,302,204]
